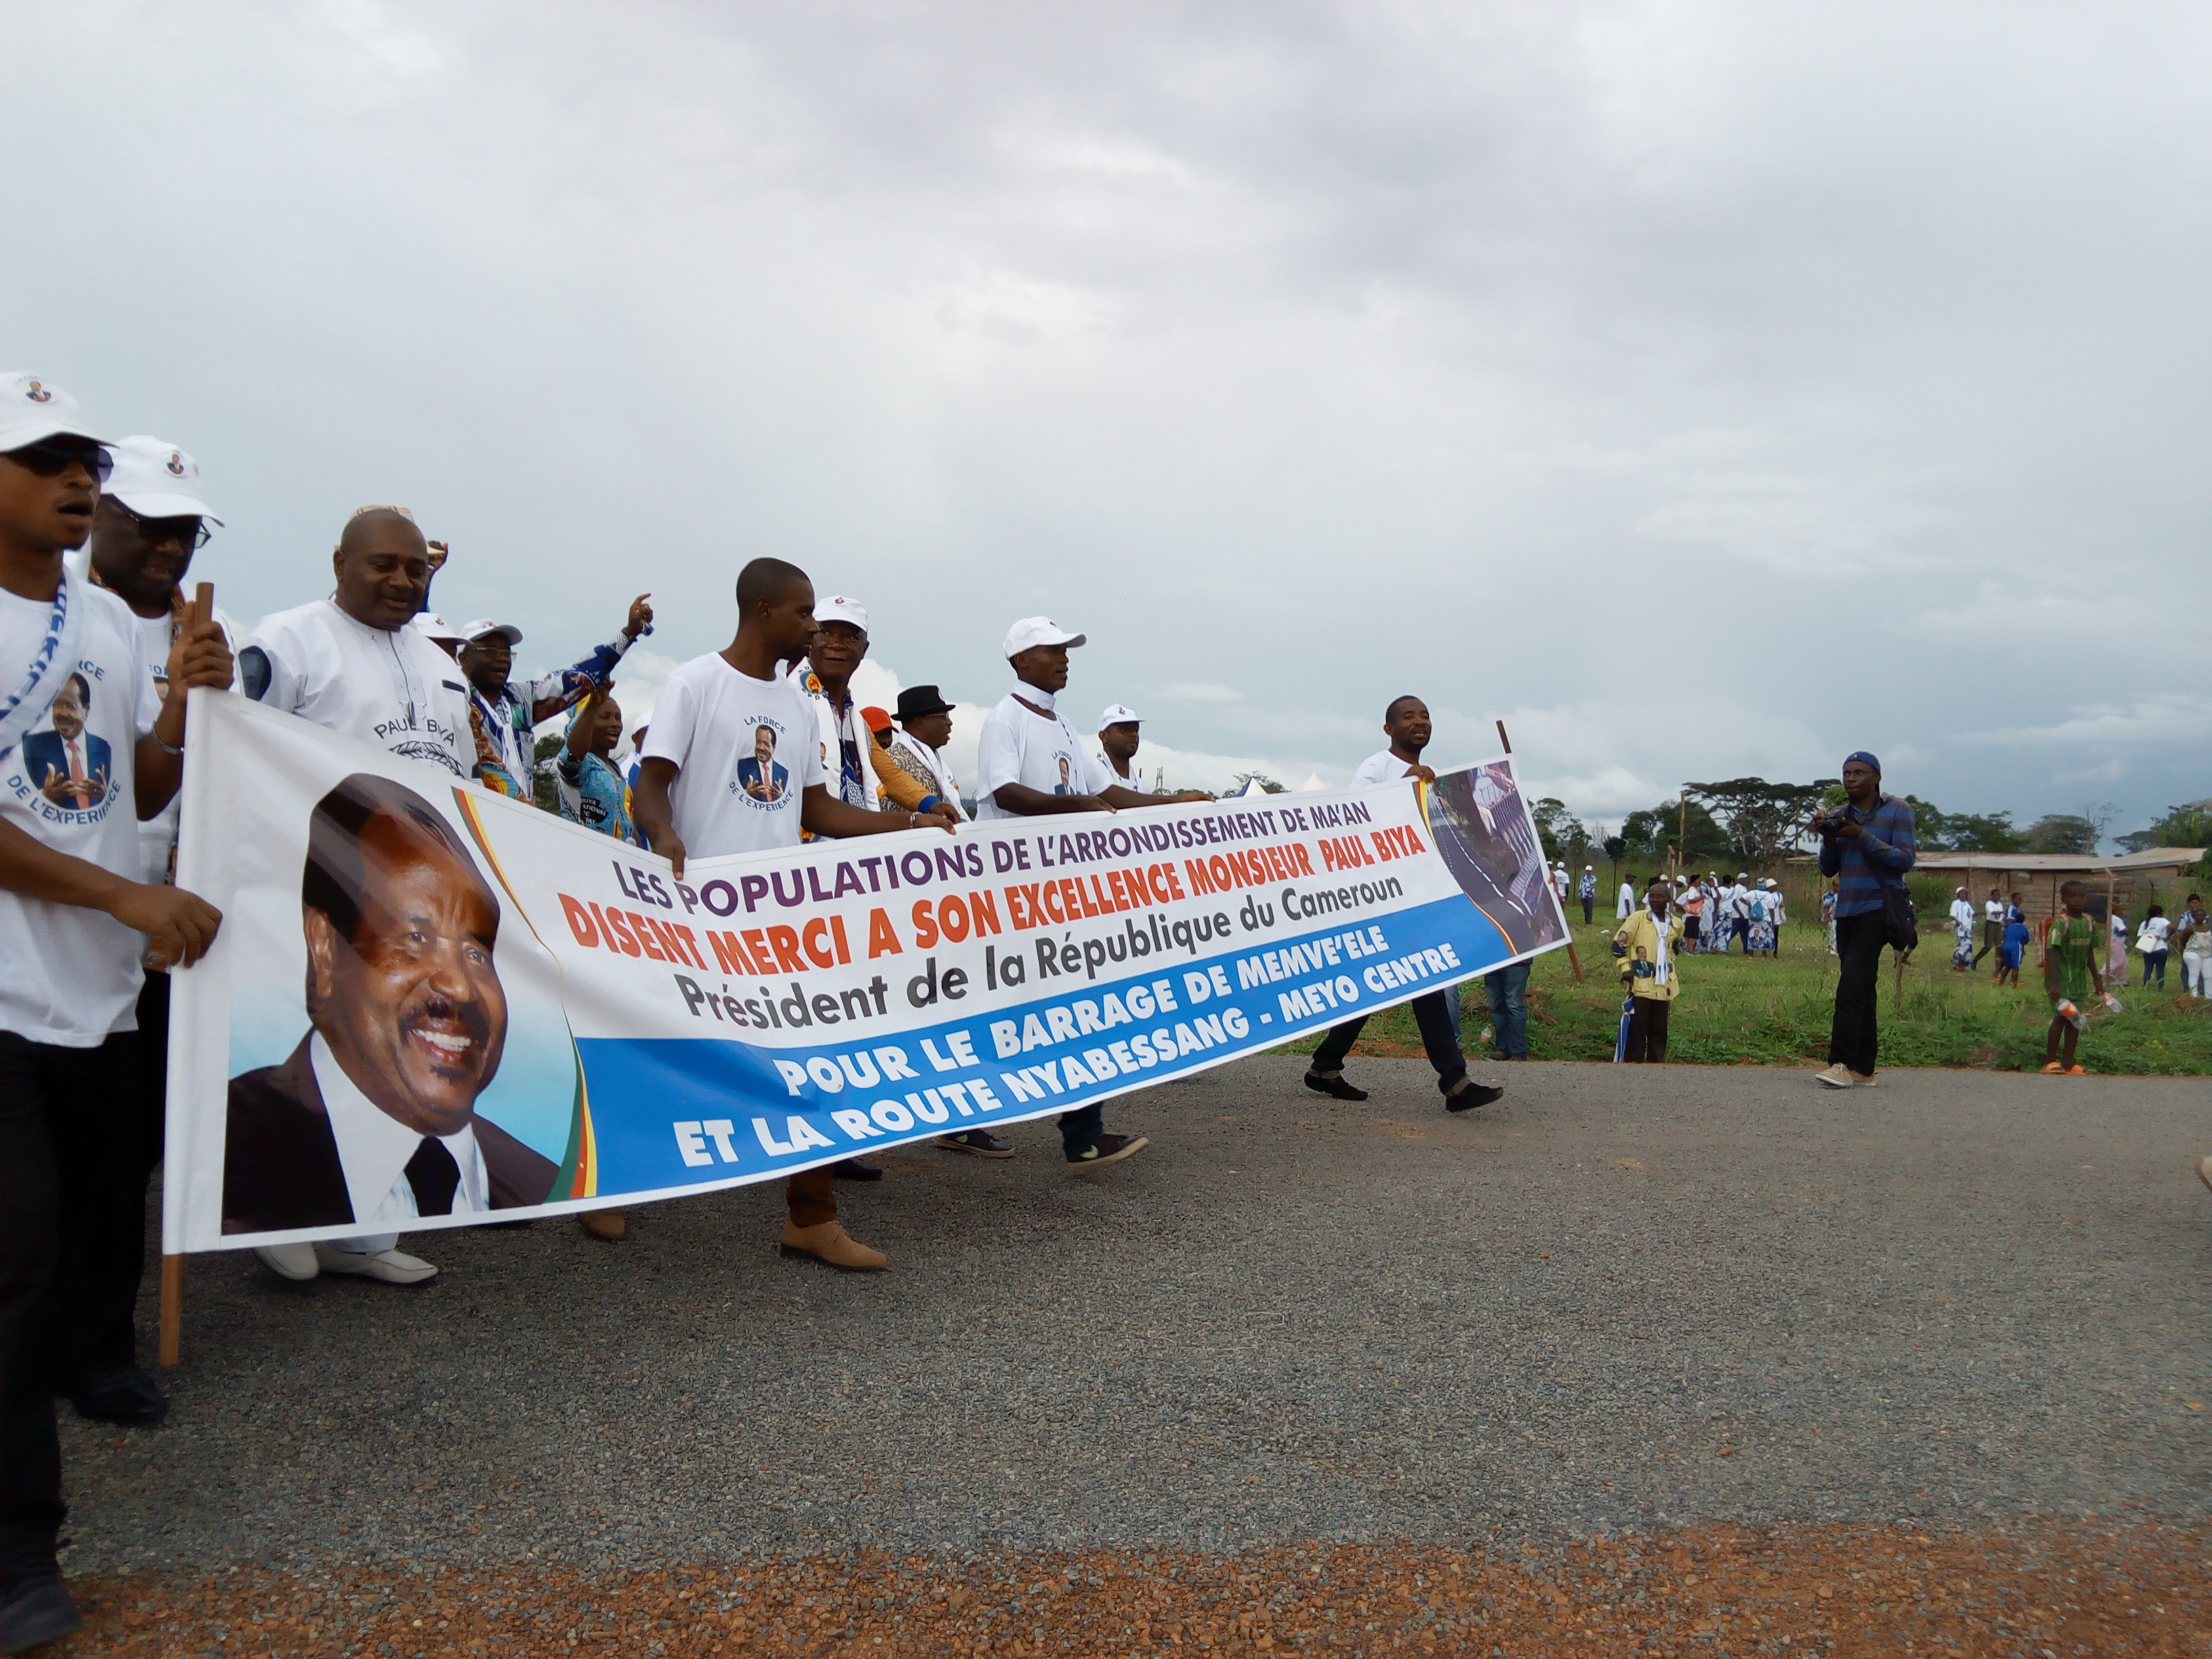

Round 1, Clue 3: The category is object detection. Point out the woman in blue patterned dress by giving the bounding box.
[555,687,639,846]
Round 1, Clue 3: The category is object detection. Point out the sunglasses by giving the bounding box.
[115,499,211,552]
[5,438,114,485]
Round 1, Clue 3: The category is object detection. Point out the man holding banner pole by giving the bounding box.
[0,373,233,1653]
[1303,695,1504,1113]
[634,558,956,1272]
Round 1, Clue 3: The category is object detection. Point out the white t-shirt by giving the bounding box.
[1985,898,2005,924]
[121,603,240,884]
[1352,748,1417,785]
[2139,915,2171,949]
[0,582,163,1046]
[642,652,825,857]
[245,599,473,778]
[974,692,1115,821]
[1949,899,1976,930]
[1094,749,1143,793]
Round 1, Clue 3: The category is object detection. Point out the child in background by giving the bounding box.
[1821,883,1839,956]
[1996,912,2030,987]
[2042,880,2104,1075]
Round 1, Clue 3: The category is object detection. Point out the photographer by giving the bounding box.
[1811,752,1917,1088]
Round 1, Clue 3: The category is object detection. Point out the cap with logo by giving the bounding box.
[859,705,893,734]
[1004,617,1086,658]
[459,618,524,647]
[895,684,956,722]
[815,596,869,634]
[0,371,107,453]
[104,435,222,524]
[411,613,466,646]
[1097,704,1139,729]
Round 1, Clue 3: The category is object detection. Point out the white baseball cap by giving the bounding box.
[1004,616,1085,657]
[1098,704,1139,729]
[411,612,466,645]
[459,617,524,646]
[0,371,106,453]
[816,595,869,633]
[104,436,223,524]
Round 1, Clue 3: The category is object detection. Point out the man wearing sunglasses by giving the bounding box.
[0,373,233,1654]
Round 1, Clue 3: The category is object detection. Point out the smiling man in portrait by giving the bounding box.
[222,773,555,1237]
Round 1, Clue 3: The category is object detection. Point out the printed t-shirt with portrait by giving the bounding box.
[973,693,1114,820]
[641,653,825,857]
[245,599,473,777]
[0,582,163,1046]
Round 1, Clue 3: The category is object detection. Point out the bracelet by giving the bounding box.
[150,730,184,758]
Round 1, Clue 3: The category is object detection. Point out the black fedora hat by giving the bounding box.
[895,684,956,722]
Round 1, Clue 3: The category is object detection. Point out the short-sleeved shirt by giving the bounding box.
[0,582,163,1046]
[115,600,239,882]
[641,653,825,857]
[2046,914,2097,1002]
[1352,749,1416,785]
[973,693,1113,821]
[245,599,474,777]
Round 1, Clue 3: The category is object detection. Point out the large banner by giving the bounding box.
[163,694,1569,1252]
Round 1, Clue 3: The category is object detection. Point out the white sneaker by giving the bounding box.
[313,1245,437,1285]
[253,1242,320,1281]
[1814,1063,1856,1088]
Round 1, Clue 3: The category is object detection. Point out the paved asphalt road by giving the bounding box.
[70,1058,2209,1578]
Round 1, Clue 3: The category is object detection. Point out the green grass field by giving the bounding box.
[1278,909,2212,1076]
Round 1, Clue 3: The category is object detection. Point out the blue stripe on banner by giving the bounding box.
[578,893,1509,1192]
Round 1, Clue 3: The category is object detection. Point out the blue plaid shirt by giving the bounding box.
[1818,793,1917,917]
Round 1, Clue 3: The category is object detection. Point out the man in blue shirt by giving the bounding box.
[1812,750,1916,1087]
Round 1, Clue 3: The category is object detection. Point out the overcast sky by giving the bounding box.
[5,2,2205,837]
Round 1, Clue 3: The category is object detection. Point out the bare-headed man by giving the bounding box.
[1303,695,1504,1113]
[239,506,476,1284]
[633,558,956,1271]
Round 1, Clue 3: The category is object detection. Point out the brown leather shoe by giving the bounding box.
[778,1219,888,1271]
[579,1208,627,1242]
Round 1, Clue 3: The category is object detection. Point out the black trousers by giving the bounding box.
[0,1031,145,1583]
[1580,897,1593,923]
[1310,991,1467,1093]
[1972,918,2001,967]
[1624,996,1671,1062]
[1829,911,1888,1076]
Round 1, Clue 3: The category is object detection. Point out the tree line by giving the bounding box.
[1529,783,2212,872]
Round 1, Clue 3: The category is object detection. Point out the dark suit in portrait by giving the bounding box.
[20,727,115,809]
[735,756,789,801]
[222,1038,558,1235]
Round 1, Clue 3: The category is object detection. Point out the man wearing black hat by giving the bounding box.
[878,687,966,822]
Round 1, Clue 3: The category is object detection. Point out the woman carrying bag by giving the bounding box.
[2137,903,2171,989]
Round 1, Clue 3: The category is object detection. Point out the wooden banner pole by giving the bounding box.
[1497,720,1582,981]
[156,583,217,1370]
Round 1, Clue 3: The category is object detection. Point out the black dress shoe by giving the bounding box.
[1303,1070,1368,1102]
[829,1157,883,1182]
[68,1363,168,1426]
[1443,1081,1505,1113]
[0,1577,81,1654]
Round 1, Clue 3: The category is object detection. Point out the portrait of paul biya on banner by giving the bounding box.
[1421,761,1567,958]
[220,773,565,1237]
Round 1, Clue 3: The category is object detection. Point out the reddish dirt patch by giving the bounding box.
[58,1519,2208,1656]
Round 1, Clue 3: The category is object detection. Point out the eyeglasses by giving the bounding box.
[5,439,113,485]
[114,499,211,551]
